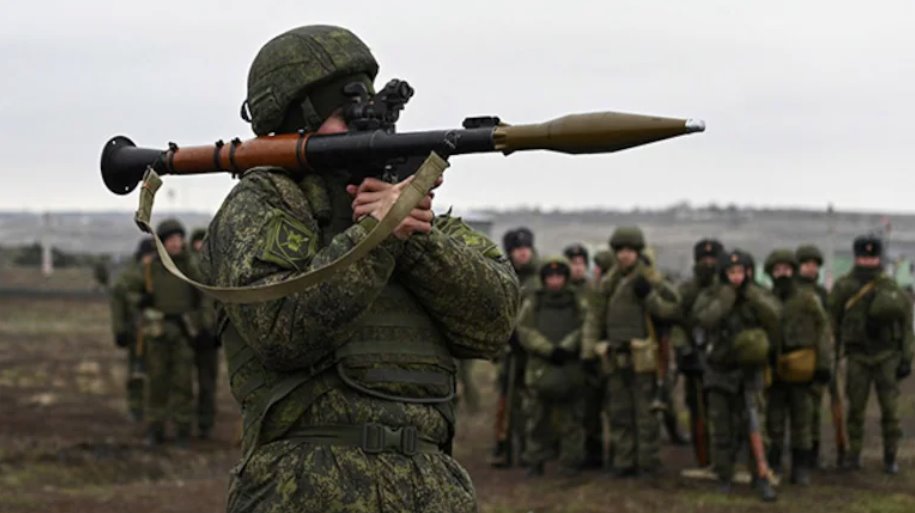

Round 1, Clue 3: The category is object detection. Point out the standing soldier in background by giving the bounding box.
[592,249,615,283]
[691,250,780,501]
[564,243,603,467]
[763,249,832,485]
[583,227,680,478]
[109,238,156,422]
[564,243,591,294]
[828,235,913,474]
[518,257,587,477]
[795,244,836,467]
[136,219,207,447]
[189,228,219,439]
[672,238,724,467]
[491,227,540,467]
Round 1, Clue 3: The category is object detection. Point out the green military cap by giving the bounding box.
[609,226,645,251]
[764,248,798,276]
[190,228,207,244]
[795,244,824,265]
[539,256,571,281]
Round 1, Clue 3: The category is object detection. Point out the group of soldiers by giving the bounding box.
[108,220,220,447]
[490,226,913,502]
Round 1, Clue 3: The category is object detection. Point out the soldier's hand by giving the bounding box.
[347,177,442,240]
[115,332,131,348]
[896,360,912,380]
[632,275,652,299]
[813,368,832,384]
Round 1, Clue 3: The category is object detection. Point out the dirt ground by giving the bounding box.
[2,297,915,513]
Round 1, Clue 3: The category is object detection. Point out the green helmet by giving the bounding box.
[243,25,379,136]
[190,228,207,244]
[539,256,571,281]
[156,218,186,240]
[733,328,770,368]
[609,226,645,251]
[796,244,823,266]
[592,249,616,273]
[764,248,798,276]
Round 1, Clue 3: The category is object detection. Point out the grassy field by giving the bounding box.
[1,297,914,512]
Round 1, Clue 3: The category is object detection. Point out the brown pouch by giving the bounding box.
[776,347,816,383]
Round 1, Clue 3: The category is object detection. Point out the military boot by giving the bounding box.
[790,449,811,486]
[488,441,512,468]
[613,466,638,479]
[810,440,822,470]
[884,449,899,475]
[756,478,777,502]
[145,423,165,448]
[845,452,862,471]
[175,425,192,449]
[525,461,545,478]
[767,445,783,476]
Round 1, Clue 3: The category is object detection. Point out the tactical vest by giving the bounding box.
[148,256,198,315]
[780,289,818,352]
[841,275,905,355]
[708,297,759,368]
[603,267,647,342]
[223,172,456,471]
[534,289,582,345]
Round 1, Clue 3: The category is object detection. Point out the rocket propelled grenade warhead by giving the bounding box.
[101,110,706,195]
[493,112,705,155]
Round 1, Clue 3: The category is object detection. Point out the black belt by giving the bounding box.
[285,423,440,456]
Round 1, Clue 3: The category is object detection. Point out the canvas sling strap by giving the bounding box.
[133,152,449,304]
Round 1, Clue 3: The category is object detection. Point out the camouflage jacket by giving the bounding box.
[772,281,832,374]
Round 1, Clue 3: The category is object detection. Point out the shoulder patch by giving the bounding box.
[260,209,317,271]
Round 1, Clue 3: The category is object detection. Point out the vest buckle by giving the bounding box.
[361,423,418,456]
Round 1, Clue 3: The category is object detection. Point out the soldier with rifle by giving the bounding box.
[490,227,540,468]
[671,238,724,467]
[109,237,156,422]
[583,227,680,478]
[691,250,779,501]
[828,235,913,474]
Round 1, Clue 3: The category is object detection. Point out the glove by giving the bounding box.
[115,332,131,348]
[896,360,911,380]
[138,293,154,309]
[813,368,832,384]
[632,275,653,299]
[549,347,574,365]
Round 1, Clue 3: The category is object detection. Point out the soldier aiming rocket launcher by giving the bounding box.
[101,78,705,195]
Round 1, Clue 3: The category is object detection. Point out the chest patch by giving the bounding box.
[261,210,317,271]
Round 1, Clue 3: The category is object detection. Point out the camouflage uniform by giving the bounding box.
[691,251,781,500]
[763,250,832,484]
[671,238,723,467]
[190,228,219,438]
[794,244,832,465]
[827,236,913,473]
[136,220,205,445]
[201,26,519,511]
[109,238,155,420]
[583,227,680,475]
[517,258,587,475]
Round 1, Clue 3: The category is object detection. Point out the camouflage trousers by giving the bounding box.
[193,339,219,432]
[766,381,813,452]
[708,388,763,482]
[145,322,194,429]
[522,390,585,468]
[809,383,825,446]
[606,370,659,471]
[228,439,477,513]
[582,371,606,466]
[126,339,145,417]
[845,353,902,455]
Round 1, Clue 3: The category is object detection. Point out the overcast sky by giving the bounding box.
[2,0,913,214]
